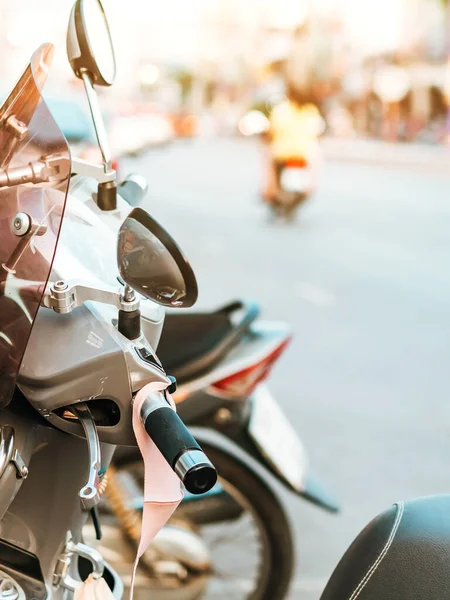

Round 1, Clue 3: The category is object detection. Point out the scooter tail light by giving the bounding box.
[285,157,307,168]
[209,337,292,399]
[81,147,119,173]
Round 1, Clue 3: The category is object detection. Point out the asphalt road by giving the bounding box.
[123,137,450,599]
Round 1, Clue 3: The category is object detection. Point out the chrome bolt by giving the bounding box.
[123,283,135,302]
[11,213,31,237]
[215,408,232,424]
[0,573,23,600]
[53,280,68,291]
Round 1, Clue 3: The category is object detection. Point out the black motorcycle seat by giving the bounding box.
[156,301,260,384]
[320,495,450,600]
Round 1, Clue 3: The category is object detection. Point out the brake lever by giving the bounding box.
[72,403,101,510]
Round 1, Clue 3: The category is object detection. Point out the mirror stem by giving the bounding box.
[118,284,141,340]
[118,307,141,340]
[123,284,135,303]
[81,70,112,172]
[81,70,117,210]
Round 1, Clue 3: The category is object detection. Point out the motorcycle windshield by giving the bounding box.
[0,44,71,407]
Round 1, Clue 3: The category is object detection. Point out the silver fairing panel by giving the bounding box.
[18,300,169,445]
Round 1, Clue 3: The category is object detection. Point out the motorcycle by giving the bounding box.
[239,109,323,220]
[45,7,339,598]
[0,1,218,599]
[0,2,338,599]
[85,301,339,599]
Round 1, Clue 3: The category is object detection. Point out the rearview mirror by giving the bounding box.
[67,0,117,210]
[117,208,198,308]
[67,0,115,86]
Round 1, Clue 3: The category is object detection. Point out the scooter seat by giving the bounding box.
[320,495,450,600]
[156,301,260,384]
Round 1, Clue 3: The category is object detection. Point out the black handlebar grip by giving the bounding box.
[141,395,217,495]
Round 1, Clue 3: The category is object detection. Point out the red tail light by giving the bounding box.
[81,146,118,173]
[285,157,307,168]
[210,338,292,398]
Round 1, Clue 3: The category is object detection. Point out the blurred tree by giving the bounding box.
[172,69,194,103]
[443,0,450,143]
[205,80,216,106]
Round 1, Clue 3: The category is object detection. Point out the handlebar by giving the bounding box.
[140,391,217,494]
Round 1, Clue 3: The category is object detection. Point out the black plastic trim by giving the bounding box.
[0,538,44,582]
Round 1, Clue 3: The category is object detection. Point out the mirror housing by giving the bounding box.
[117,208,198,308]
[67,0,116,86]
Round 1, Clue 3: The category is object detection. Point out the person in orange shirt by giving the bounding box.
[262,87,324,202]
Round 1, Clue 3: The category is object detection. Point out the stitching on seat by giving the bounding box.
[348,501,405,600]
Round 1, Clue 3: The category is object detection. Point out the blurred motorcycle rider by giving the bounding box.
[262,85,324,202]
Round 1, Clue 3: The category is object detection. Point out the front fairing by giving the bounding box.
[0,44,71,407]
[17,176,166,446]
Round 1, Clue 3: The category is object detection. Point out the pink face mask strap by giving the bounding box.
[129,382,183,600]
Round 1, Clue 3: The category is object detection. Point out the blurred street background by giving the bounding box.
[3,0,450,148]
[3,0,450,597]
